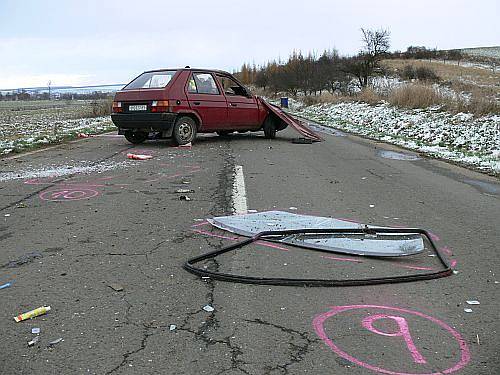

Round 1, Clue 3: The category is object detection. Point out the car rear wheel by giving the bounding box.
[124,130,148,144]
[173,116,197,145]
[263,116,277,139]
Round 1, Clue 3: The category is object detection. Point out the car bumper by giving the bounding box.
[111,113,177,134]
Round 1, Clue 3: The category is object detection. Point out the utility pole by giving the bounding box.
[47,80,51,99]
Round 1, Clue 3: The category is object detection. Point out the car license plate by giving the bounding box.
[128,104,147,111]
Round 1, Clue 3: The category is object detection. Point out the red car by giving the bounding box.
[111,67,286,145]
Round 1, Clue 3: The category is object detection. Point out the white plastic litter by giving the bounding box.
[48,338,63,346]
[202,305,215,312]
[464,308,473,313]
[169,324,177,331]
[176,189,194,194]
[466,300,480,305]
[27,336,39,347]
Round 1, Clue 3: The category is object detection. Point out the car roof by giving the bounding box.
[144,68,233,76]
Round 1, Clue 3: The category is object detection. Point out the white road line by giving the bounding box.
[232,165,248,214]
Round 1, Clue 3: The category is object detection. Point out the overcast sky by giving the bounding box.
[0,0,498,88]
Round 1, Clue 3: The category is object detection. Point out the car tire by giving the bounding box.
[173,116,197,145]
[217,130,232,137]
[263,116,277,139]
[124,130,148,144]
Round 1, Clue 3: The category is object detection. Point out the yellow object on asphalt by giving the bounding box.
[14,306,51,322]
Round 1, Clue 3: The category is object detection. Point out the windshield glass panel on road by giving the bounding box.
[123,71,177,90]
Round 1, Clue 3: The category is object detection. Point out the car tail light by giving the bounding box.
[112,101,122,113]
[151,100,170,112]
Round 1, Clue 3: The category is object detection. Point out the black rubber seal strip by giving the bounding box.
[183,227,452,287]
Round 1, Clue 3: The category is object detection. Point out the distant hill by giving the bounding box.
[0,84,125,95]
[460,46,500,59]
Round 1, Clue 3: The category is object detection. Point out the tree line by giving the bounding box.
[236,28,471,96]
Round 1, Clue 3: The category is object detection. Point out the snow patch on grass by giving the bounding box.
[0,116,114,156]
[288,100,500,174]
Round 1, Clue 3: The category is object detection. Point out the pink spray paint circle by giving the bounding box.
[39,188,99,201]
[312,305,470,375]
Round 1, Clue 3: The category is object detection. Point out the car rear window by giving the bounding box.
[123,71,177,90]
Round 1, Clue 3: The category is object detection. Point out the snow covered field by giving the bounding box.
[286,100,500,175]
[0,100,114,156]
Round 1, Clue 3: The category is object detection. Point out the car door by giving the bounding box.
[185,72,228,130]
[216,74,259,129]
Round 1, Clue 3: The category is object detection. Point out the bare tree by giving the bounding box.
[361,28,391,58]
[344,28,391,87]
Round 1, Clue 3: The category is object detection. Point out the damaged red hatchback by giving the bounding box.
[111,67,286,145]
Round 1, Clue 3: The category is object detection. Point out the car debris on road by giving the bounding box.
[207,211,424,256]
[184,211,453,287]
[126,153,153,160]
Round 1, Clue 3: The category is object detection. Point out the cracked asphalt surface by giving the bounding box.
[0,123,499,375]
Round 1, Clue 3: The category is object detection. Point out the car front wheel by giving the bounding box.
[263,116,277,139]
[173,116,197,145]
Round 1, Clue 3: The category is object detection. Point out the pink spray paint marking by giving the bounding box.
[320,255,363,263]
[191,229,239,241]
[191,221,210,228]
[24,177,59,185]
[399,265,436,271]
[27,160,202,202]
[428,231,440,242]
[440,246,453,256]
[313,305,470,375]
[362,314,426,364]
[191,228,289,252]
[39,188,99,202]
[255,240,289,252]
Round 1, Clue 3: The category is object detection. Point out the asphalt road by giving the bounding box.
[0,121,499,375]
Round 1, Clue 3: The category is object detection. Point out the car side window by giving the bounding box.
[217,75,248,96]
[187,77,197,93]
[187,73,220,95]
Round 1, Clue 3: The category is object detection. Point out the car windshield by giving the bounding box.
[123,71,177,90]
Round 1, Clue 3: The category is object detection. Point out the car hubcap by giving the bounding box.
[178,123,193,141]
